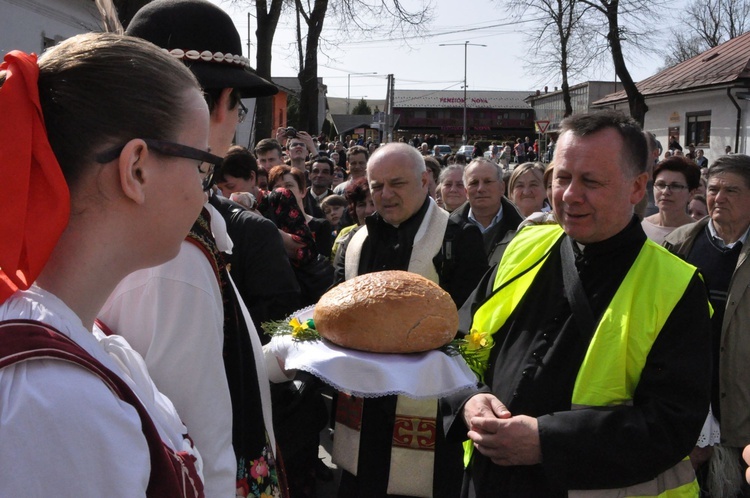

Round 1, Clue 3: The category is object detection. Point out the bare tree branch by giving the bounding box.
[662,31,705,68]
[663,0,750,66]
[576,0,666,125]
[499,0,596,116]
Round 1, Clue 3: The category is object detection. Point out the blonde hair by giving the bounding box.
[509,162,545,194]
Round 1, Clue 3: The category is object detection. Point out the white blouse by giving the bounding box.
[0,285,202,497]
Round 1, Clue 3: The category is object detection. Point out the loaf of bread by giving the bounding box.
[313,270,458,353]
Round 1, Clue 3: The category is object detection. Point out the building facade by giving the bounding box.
[1,0,99,55]
[593,32,750,163]
[391,89,534,147]
[525,82,622,135]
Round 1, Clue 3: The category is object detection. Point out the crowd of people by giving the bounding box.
[2,0,750,497]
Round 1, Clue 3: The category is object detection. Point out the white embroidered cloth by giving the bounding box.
[267,307,477,399]
[696,405,721,448]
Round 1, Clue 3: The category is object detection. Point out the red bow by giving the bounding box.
[0,51,70,303]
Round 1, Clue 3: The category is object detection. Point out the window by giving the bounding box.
[686,111,711,147]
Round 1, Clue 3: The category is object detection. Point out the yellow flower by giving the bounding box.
[289,317,308,338]
[465,329,491,351]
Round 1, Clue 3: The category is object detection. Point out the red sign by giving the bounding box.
[535,120,550,133]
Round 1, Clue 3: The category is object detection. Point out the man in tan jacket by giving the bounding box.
[665,153,750,495]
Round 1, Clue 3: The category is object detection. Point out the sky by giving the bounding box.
[210,0,684,102]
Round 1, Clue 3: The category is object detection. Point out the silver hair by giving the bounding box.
[464,158,503,184]
[439,164,464,184]
[708,154,750,188]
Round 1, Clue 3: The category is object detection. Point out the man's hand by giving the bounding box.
[743,445,750,484]
[462,393,511,427]
[464,394,542,466]
[275,127,287,146]
[296,130,317,155]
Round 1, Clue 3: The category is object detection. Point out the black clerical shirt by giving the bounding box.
[359,196,430,274]
[445,217,712,497]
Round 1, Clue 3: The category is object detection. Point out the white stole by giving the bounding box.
[335,197,449,497]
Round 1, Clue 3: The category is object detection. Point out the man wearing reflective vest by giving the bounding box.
[443,110,712,497]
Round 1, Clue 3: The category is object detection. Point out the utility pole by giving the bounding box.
[247,12,257,62]
[439,41,486,145]
[385,74,395,143]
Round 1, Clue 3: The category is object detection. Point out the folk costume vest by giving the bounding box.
[337,198,448,497]
[0,320,204,498]
[185,208,285,498]
[470,224,699,498]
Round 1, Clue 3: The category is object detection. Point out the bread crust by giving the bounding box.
[313,270,458,353]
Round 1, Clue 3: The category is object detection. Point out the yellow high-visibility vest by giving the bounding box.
[468,224,699,497]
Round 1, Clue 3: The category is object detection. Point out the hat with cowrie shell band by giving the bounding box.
[126,0,278,98]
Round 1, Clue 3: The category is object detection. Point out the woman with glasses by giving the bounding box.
[0,33,209,496]
[642,156,701,243]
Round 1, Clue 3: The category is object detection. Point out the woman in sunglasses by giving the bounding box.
[0,33,217,496]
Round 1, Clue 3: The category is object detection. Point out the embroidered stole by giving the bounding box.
[336,199,448,497]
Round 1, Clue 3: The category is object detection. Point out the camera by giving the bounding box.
[285,127,298,138]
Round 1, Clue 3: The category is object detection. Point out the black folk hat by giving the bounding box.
[126,0,278,98]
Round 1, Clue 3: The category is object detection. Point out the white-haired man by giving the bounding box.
[331,143,488,498]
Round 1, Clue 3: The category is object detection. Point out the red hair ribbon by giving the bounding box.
[0,51,70,304]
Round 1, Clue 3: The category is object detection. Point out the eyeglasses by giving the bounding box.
[238,100,248,123]
[289,142,306,149]
[311,168,331,175]
[95,138,223,191]
[653,182,688,192]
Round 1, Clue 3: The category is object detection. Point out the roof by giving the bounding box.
[330,114,377,135]
[594,31,750,105]
[393,89,533,109]
[525,81,618,103]
[271,76,326,95]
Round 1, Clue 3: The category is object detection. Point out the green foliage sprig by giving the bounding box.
[263,317,321,342]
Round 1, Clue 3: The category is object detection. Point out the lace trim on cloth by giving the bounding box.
[696,405,721,448]
[267,307,478,400]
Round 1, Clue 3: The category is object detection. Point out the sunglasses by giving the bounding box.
[95,139,223,191]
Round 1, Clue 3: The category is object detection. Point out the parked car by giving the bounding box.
[432,144,452,157]
[456,145,474,157]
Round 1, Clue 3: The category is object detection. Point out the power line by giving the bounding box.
[336,17,544,46]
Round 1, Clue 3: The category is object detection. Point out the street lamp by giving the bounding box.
[439,41,486,145]
[347,72,378,114]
